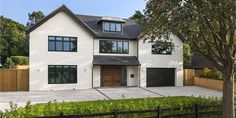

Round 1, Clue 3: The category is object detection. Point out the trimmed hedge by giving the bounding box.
[4,56,29,68]
[1,96,222,118]
[196,68,223,80]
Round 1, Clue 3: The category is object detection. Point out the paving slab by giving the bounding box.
[96,87,162,99]
[0,89,107,111]
[0,86,223,111]
[145,86,222,97]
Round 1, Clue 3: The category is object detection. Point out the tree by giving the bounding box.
[139,0,236,117]
[26,11,45,29]
[183,44,191,68]
[0,16,27,66]
[130,10,144,23]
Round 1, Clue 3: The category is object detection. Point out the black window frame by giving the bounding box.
[103,22,122,32]
[48,65,77,84]
[151,42,172,55]
[99,40,129,54]
[48,36,77,52]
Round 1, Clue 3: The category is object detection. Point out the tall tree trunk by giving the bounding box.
[222,72,235,118]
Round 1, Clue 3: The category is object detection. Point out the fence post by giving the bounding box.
[113,109,118,118]
[195,104,199,118]
[157,106,161,118]
[59,112,64,118]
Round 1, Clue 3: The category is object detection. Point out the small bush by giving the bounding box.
[197,68,222,80]
[3,56,29,68]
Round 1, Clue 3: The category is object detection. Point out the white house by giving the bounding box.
[27,5,184,91]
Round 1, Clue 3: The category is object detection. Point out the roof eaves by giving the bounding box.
[175,32,186,42]
[26,5,97,37]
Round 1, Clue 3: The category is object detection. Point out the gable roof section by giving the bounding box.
[26,5,96,36]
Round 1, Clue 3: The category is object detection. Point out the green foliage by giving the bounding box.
[197,68,223,80]
[26,11,45,29]
[183,44,191,68]
[1,96,222,117]
[3,56,29,68]
[129,10,145,24]
[0,16,28,65]
[140,0,236,74]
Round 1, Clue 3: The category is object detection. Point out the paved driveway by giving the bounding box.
[0,86,222,111]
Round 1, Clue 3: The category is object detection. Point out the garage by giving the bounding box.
[146,68,175,87]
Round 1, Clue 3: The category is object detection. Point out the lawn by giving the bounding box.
[1,96,222,118]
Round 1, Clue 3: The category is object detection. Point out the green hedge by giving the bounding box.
[4,56,29,68]
[196,68,223,80]
[1,96,221,118]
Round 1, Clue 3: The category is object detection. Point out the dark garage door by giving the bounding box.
[147,68,175,87]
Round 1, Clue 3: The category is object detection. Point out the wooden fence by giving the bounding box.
[194,77,236,93]
[0,69,29,92]
[183,69,236,93]
[183,69,195,86]
[35,104,225,118]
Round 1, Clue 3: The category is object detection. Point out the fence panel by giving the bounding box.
[2,70,17,91]
[183,69,195,86]
[17,69,29,91]
[0,69,29,92]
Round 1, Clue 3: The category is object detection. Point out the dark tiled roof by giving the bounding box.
[27,5,185,42]
[93,55,140,66]
[189,54,214,69]
[76,14,139,40]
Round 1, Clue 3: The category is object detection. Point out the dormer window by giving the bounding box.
[103,22,122,32]
[99,16,125,32]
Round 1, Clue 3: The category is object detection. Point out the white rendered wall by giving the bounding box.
[29,11,94,91]
[127,66,139,86]
[93,39,138,56]
[92,66,101,88]
[138,35,184,87]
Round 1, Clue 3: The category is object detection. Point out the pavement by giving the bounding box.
[0,86,222,111]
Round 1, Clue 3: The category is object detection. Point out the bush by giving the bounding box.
[10,56,29,65]
[197,68,222,80]
[1,96,221,117]
[3,56,29,68]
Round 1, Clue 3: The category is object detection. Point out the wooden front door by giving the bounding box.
[102,66,121,86]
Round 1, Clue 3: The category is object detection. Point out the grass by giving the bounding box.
[0,96,222,118]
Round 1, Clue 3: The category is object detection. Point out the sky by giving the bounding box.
[0,0,146,25]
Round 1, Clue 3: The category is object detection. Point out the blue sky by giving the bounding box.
[0,0,146,25]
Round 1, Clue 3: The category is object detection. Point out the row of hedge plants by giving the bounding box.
[196,68,223,80]
[3,56,29,68]
[0,96,222,118]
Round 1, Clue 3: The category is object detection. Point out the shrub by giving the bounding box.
[1,96,222,117]
[3,56,29,68]
[197,68,222,80]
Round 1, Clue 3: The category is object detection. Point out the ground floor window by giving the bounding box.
[48,65,77,84]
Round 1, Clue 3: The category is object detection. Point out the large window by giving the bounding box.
[103,22,122,32]
[152,41,172,55]
[48,65,77,84]
[100,40,129,54]
[48,36,77,52]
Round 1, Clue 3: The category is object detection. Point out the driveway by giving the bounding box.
[0,86,222,111]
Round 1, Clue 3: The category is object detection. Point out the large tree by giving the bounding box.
[26,11,45,29]
[139,0,236,117]
[0,16,27,66]
[130,10,144,22]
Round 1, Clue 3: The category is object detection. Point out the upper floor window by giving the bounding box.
[103,22,122,32]
[100,40,128,54]
[152,41,172,55]
[48,36,77,52]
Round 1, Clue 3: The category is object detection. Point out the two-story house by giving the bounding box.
[27,5,184,91]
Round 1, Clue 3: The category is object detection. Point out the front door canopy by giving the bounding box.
[93,55,140,66]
